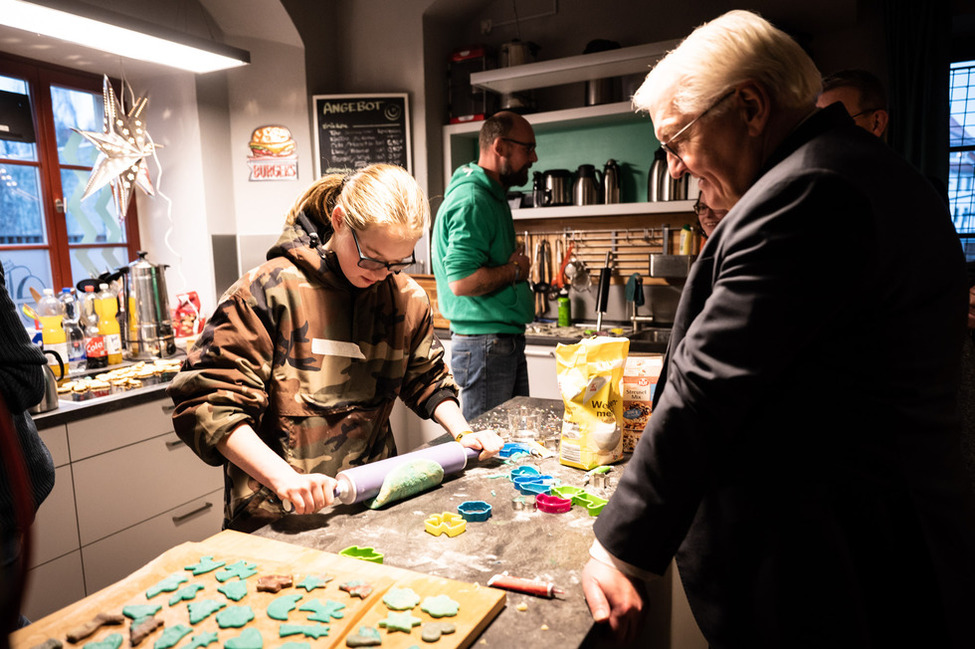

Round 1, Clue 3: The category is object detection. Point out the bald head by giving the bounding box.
[477,111,537,189]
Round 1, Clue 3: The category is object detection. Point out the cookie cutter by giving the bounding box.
[498,442,533,459]
[534,493,572,514]
[550,485,584,501]
[509,465,541,481]
[338,545,384,563]
[424,512,467,537]
[513,474,557,495]
[457,500,492,522]
[511,496,528,510]
[574,492,608,516]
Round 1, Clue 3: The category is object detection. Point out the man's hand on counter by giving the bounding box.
[458,429,504,461]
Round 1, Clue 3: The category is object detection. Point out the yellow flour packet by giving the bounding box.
[555,336,630,470]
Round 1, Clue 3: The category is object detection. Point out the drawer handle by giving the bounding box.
[524,349,556,358]
[160,404,176,414]
[172,501,213,523]
[165,438,186,450]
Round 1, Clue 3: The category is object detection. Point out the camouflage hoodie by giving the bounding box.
[168,217,458,531]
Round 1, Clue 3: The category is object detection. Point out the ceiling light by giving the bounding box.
[0,0,250,74]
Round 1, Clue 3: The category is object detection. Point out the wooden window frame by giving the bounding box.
[0,52,141,291]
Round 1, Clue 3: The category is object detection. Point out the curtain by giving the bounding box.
[883,0,951,186]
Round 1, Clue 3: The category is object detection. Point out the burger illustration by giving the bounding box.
[248,125,296,157]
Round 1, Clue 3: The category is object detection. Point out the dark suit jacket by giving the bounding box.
[594,105,975,649]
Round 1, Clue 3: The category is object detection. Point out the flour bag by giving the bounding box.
[556,336,630,469]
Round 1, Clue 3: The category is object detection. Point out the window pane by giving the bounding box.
[61,168,126,244]
[0,75,37,162]
[50,85,101,167]
[2,252,53,329]
[69,245,128,284]
[0,164,46,244]
[949,60,975,238]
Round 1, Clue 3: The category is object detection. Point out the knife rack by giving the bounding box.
[519,225,679,282]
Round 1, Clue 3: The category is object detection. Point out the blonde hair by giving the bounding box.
[285,164,428,240]
[634,10,822,119]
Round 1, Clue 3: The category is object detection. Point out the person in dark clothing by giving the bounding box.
[0,265,55,629]
[582,10,975,649]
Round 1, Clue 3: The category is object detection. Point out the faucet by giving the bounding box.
[626,272,654,333]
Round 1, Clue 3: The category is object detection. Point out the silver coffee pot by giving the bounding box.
[121,251,176,359]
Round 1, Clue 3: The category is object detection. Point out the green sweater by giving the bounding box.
[432,163,534,334]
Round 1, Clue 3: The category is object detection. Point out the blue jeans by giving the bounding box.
[450,333,529,420]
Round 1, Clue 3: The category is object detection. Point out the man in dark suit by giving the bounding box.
[582,10,975,649]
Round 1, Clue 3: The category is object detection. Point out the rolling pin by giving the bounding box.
[284,442,479,510]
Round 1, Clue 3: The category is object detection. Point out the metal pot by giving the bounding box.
[30,349,63,414]
[121,251,176,359]
[541,169,573,206]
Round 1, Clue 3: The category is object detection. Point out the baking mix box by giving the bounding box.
[621,354,664,453]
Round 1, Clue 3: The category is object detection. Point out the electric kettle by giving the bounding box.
[30,349,63,414]
[603,159,621,204]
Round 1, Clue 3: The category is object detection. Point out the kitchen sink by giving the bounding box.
[625,328,672,344]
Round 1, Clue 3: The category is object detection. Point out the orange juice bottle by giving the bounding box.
[96,282,124,365]
[37,288,68,373]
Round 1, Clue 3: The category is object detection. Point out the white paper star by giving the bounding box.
[74,75,157,223]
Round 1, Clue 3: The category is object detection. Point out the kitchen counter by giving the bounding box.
[32,381,173,428]
[252,396,674,648]
[436,324,671,354]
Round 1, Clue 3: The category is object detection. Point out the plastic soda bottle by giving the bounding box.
[96,282,123,365]
[59,287,87,376]
[37,288,68,374]
[82,285,108,369]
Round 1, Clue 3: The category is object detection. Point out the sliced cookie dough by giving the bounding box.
[256,574,292,593]
[215,561,258,583]
[187,600,226,624]
[122,605,162,621]
[215,606,255,629]
[297,599,345,623]
[382,587,420,611]
[224,628,262,649]
[345,626,381,647]
[177,631,219,649]
[82,633,123,649]
[421,622,456,643]
[153,625,192,649]
[67,612,125,643]
[130,617,164,646]
[338,580,373,599]
[277,624,330,640]
[168,584,205,606]
[295,575,331,592]
[183,556,226,576]
[217,581,248,602]
[420,595,459,618]
[377,611,422,633]
[146,573,189,599]
[266,594,303,621]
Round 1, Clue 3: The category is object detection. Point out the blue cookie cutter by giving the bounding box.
[508,465,541,481]
[498,442,533,459]
[513,474,558,495]
[457,500,493,522]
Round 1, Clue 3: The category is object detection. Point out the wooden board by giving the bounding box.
[11,530,505,649]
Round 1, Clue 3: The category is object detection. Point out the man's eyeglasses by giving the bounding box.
[349,227,415,273]
[659,89,736,164]
[501,137,537,154]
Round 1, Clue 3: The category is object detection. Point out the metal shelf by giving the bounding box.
[513,200,695,220]
[469,40,680,95]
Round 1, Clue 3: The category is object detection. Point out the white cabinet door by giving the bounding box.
[28,464,79,568]
[81,489,223,594]
[68,397,177,461]
[22,550,85,622]
[72,432,223,545]
[525,344,561,399]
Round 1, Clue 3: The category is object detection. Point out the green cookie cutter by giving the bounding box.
[338,545,384,563]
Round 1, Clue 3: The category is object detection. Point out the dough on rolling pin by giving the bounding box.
[367,459,444,509]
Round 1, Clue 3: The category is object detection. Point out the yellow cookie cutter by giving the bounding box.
[424,512,467,537]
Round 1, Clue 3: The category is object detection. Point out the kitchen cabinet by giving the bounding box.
[525,343,560,399]
[24,394,223,620]
[443,39,695,214]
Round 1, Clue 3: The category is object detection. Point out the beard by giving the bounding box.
[498,159,530,189]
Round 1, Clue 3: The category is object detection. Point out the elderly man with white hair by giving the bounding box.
[582,10,975,649]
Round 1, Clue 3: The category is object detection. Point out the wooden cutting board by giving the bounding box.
[11,530,505,649]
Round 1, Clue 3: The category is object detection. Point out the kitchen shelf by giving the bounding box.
[444,100,645,137]
[469,39,680,95]
[512,200,695,220]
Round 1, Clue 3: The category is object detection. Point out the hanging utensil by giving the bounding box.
[595,251,613,331]
[534,239,551,315]
[553,239,564,289]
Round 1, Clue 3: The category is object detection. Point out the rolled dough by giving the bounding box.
[367,459,444,509]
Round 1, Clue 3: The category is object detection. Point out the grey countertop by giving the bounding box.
[251,397,657,648]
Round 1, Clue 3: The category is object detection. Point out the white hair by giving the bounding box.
[634,10,822,119]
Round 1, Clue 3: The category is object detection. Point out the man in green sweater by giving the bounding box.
[432,111,537,419]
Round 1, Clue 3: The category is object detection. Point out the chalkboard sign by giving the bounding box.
[312,93,412,176]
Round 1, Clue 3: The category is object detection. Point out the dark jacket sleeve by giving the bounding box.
[0,267,47,412]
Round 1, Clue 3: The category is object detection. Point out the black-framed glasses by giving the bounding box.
[349,227,415,273]
[659,89,736,164]
[501,137,537,154]
[692,198,708,215]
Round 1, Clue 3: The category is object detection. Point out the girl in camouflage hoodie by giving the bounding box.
[169,164,502,532]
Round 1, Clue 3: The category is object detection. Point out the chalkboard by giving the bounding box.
[312,93,412,176]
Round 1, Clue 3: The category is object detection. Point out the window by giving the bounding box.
[0,54,140,324]
[949,59,975,261]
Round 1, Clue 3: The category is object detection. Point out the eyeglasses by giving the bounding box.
[501,137,537,154]
[349,227,415,273]
[659,89,736,164]
[692,199,708,215]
